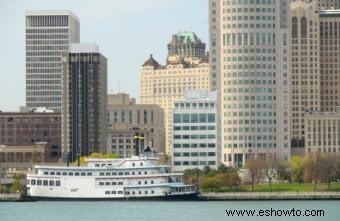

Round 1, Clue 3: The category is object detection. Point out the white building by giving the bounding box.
[210,0,291,167]
[172,90,220,171]
[25,10,80,112]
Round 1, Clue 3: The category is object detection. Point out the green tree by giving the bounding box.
[9,179,23,193]
[217,164,229,173]
[276,160,291,182]
[290,156,304,183]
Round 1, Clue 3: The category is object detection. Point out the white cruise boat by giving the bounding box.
[26,154,197,200]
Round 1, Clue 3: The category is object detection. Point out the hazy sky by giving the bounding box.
[0,0,208,111]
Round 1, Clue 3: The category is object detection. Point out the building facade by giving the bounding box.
[211,0,291,167]
[61,43,107,162]
[25,11,80,112]
[172,90,220,171]
[0,110,61,162]
[290,1,340,151]
[107,93,165,158]
[317,0,340,9]
[305,107,340,154]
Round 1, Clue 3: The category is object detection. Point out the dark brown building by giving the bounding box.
[0,110,61,162]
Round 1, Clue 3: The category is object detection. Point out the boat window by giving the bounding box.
[112,182,117,185]
[144,171,147,175]
[49,180,54,186]
[132,172,135,175]
[37,180,42,186]
[124,172,129,175]
[118,172,123,175]
[151,180,154,184]
[50,172,55,175]
[56,181,61,186]
[138,181,141,185]
[108,164,112,166]
[140,162,143,166]
[43,180,48,186]
[118,182,123,185]
[99,172,104,176]
[44,172,48,175]
[112,172,117,176]
[31,179,36,185]
[144,181,147,184]
[87,172,92,176]
[111,191,117,194]
[95,164,100,167]
[145,191,148,194]
[101,164,106,167]
[81,172,86,176]
[105,191,110,195]
[132,191,135,195]
[106,172,111,176]
[132,163,135,166]
[118,191,123,194]
[151,190,154,194]
[99,182,104,186]
[125,192,130,195]
[105,182,110,186]
[75,173,79,176]
[68,172,73,176]
[138,171,141,175]
[138,191,142,194]
[62,172,67,176]
[56,172,61,175]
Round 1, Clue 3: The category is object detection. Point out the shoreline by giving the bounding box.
[198,192,340,200]
[2,192,340,202]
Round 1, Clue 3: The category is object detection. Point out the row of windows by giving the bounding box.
[223,23,275,30]
[44,171,93,176]
[174,161,216,166]
[26,34,69,39]
[26,29,69,34]
[224,0,274,6]
[225,143,278,148]
[224,103,277,109]
[224,15,274,21]
[174,102,215,109]
[30,179,60,186]
[173,134,216,139]
[225,56,275,62]
[173,114,216,123]
[173,143,216,148]
[225,48,275,54]
[224,86,276,93]
[99,180,155,186]
[174,126,215,131]
[104,190,155,195]
[223,63,276,70]
[223,6,274,13]
[173,152,216,157]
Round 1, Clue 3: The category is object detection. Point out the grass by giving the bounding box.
[201,182,340,192]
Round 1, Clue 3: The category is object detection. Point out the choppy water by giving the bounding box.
[0,200,339,221]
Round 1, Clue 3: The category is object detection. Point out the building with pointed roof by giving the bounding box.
[139,32,210,154]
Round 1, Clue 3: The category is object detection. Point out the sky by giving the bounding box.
[0,0,208,111]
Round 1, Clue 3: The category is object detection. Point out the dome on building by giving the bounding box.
[172,31,201,44]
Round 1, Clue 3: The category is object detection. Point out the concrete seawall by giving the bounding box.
[199,192,340,200]
[0,193,21,202]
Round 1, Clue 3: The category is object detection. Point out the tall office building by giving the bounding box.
[290,1,321,148]
[25,10,80,112]
[211,0,291,167]
[140,32,210,154]
[61,44,107,162]
[290,1,340,150]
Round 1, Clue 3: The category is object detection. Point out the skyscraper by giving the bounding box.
[290,1,340,150]
[211,0,291,167]
[61,43,107,162]
[25,10,80,112]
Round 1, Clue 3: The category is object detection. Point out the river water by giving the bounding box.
[0,200,339,221]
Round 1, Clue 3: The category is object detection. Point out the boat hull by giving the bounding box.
[23,192,198,201]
